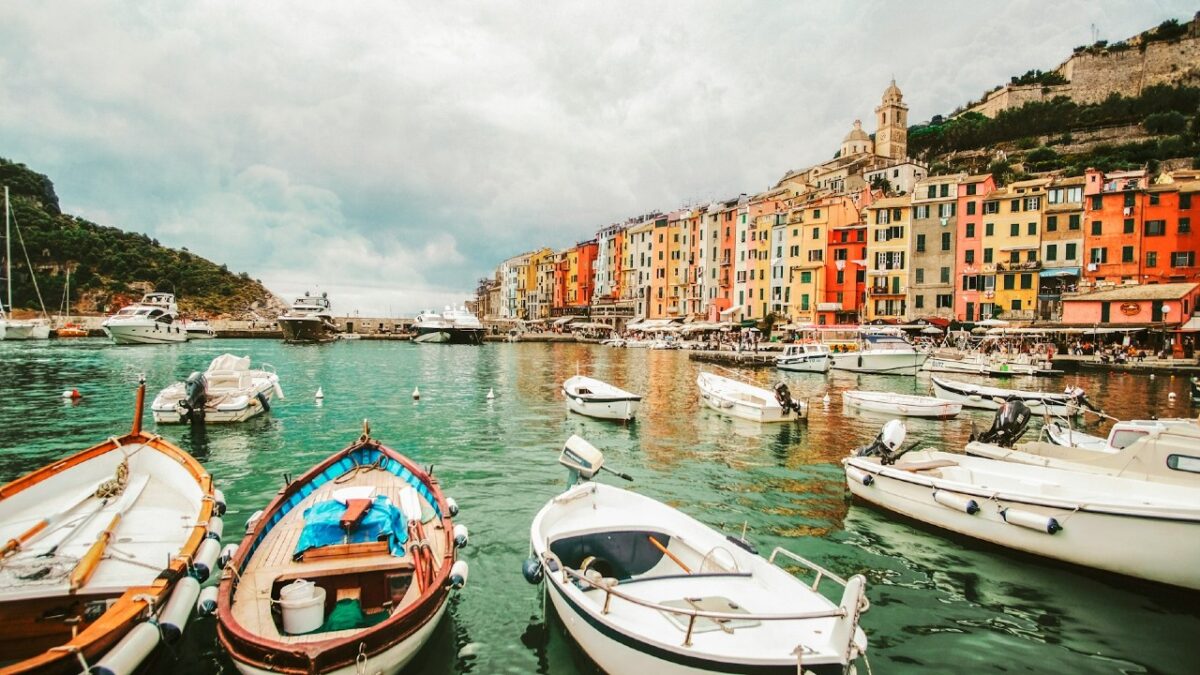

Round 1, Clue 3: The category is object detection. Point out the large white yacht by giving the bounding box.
[824,327,929,376]
[277,291,339,343]
[101,292,188,344]
[412,305,485,344]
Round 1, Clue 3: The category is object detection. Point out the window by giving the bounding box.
[807,250,823,262]
[1121,246,1134,263]
[1069,214,1081,230]
[1172,251,1196,267]
[801,294,809,311]
[1182,194,1192,209]
[938,202,956,218]
[1091,221,1102,236]
[914,205,930,219]
[1149,193,1160,205]
[984,201,999,215]
[966,222,976,238]
[875,210,890,225]
[834,248,847,260]
[916,234,926,252]
[1140,219,1166,236]
[926,185,936,198]
[800,271,812,283]
[941,184,951,198]
[1182,218,1192,234]
[1124,219,1136,234]
[1020,274,1032,290]
[942,232,952,251]
[940,267,950,283]
[1027,222,1037,235]
[966,202,977,215]
[984,248,993,263]
[937,294,953,308]
[1010,223,1019,236]
[1011,299,1022,311]
[836,270,844,283]
[1066,243,1077,260]
[915,268,925,284]
[1046,244,1058,261]
[1090,195,1102,210]
[914,294,924,309]
[1124,193,1135,208]
[1003,275,1015,290]
[964,249,975,264]
[1146,251,1158,268]
[1046,216,1057,232]
[1010,199,1020,212]
[985,222,994,236]
[811,227,819,240]
[1025,197,1040,211]
[967,184,977,196]
[1009,251,1020,264]
[1090,247,1107,263]
[814,209,821,218]
[789,245,800,256]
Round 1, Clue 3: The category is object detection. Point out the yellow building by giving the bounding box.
[787,196,833,324]
[865,195,913,320]
[983,178,1049,320]
[525,247,553,320]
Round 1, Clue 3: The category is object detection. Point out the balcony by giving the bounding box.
[995,260,1042,272]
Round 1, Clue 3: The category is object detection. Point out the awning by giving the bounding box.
[817,302,843,312]
[719,305,744,317]
[1178,314,1200,331]
[1039,266,1081,277]
[553,316,579,326]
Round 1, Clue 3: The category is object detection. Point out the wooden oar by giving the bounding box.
[648,535,691,574]
[1,480,105,558]
[69,512,121,591]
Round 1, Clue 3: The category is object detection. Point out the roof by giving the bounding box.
[1148,180,1200,194]
[867,196,912,208]
[1051,175,1086,186]
[1009,177,1052,189]
[1062,282,1199,303]
[960,174,992,184]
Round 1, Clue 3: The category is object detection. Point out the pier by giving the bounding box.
[687,349,779,368]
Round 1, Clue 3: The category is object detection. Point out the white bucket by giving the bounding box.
[279,580,326,634]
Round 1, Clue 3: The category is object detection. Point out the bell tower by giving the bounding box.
[874,80,908,161]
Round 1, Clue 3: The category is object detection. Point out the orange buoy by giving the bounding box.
[61,389,82,400]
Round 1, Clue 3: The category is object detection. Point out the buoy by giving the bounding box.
[315,387,324,399]
[412,386,420,400]
[1169,392,1177,400]
[450,560,469,589]
[196,586,219,616]
[453,524,470,548]
[522,557,543,584]
[206,516,224,541]
[61,389,81,399]
[245,509,264,534]
[212,489,226,517]
[487,388,495,400]
[1002,507,1061,534]
[88,621,159,675]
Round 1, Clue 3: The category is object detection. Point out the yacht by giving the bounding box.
[823,327,929,376]
[277,291,339,343]
[412,305,485,345]
[180,318,216,339]
[101,292,188,344]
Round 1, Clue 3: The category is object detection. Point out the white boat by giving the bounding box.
[180,319,216,339]
[930,376,1097,417]
[151,354,284,424]
[527,436,869,675]
[922,347,1057,377]
[1042,418,1198,453]
[842,390,961,419]
[412,306,484,344]
[696,371,806,423]
[826,328,928,375]
[101,292,189,344]
[563,375,642,421]
[845,422,1200,590]
[967,422,1200,487]
[775,343,832,373]
[1,186,50,341]
[278,291,339,343]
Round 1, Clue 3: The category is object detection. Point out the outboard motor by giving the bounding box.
[854,419,910,465]
[974,398,1031,448]
[179,372,208,425]
[773,383,804,416]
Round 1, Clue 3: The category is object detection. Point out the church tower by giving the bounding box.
[874,80,908,161]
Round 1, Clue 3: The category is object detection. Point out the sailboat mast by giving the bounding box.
[4,186,10,315]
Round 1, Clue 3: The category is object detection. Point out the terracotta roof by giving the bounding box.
[1063,282,1199,302]
[867,195,913,208]
[1010,177,1052,188]
[960,174,992,184]
[1051,175,1086,186]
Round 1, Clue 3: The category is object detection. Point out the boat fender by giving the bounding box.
[445,497,459,517]
[212,489,226,516]
[87,621,160,675]
[1002,507,1062,534]
[255,391,270,413]
[206,516,224,541]
[190,538,222,582]
[218,543,238,570]
[932,490,979,515]
[453,524,470,549]
[245,509,264,533]
[845,466,874,487]
[195,586,218,617]
[157,575,201,643]
[449,560,469,589]
[521,557,543,584]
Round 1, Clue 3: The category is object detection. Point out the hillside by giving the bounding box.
[0,158,283,318]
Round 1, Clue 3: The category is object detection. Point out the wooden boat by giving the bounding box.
[696,371,806,423]
[0,380,221,675]
[526,436,869,674]
[845,425,1200,590]
[842,390,961,419]
[217,423,468,675]
[562,375,642,421]
[54,324,89,338]
[930,376,1097,417]
[775,343,832,373]
[151,354,284,424]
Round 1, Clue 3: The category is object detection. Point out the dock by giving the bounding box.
[1052,354,1200,375]
[687,350,778,368]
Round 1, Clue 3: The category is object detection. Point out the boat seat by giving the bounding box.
[894,459,958,472]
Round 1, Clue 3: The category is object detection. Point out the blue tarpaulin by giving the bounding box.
[293,495,407,560]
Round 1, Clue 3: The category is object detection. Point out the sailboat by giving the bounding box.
[0,186,50,340]
[55,267,89,337]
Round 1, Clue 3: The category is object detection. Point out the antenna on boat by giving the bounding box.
[131,374,146,435]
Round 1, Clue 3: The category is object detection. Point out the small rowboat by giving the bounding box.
[217,423,469,675]
[842,390,961,419]
[0,380,222,675]
[930,376,1097,417]
[562,375,642,421]
[696,371,806,423]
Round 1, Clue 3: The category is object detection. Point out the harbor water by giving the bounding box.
[0,339,1197,674]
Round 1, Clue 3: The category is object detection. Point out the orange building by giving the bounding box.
[1141,177,1200,285]
[571,240,598,307]
[648,215,672,318]
[819,192,870,325]
[1082,169,1149,285]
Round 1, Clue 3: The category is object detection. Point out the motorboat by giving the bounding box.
[842,390,961,419]
[844,420,1200,590]
[181,319,216,339]
[278,292,339,343]
[217,422,468,675]
[930,376,1097,417]
[922,349,1055,377]
[0,186,50,341]
[1043,418,1199,454]
[0,380,222,674]
[412,306,485,345]
[562,375,642,421]
[151,354,284,424]
[827,329,928,376]
[526,436,870,675]
[101,292,189,344]
[776,343,832,373]
[696,371,806,423]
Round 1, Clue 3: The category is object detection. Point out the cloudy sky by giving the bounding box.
[1,1,1192,315]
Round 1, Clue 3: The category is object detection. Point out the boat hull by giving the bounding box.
[696,374,804,423]
[278,316,338,343]
[841,392,961,419]
[775,355,831,373]
[0,320,49,340]
[930,377,1082,416]
[151,388,276,424]
[103,322,188,344]
[830,351,927,375]
[565,394,641,421]
[414,327,483,345]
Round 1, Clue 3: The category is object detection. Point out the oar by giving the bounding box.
[1,480,105,558]
[648,535,691,574]
[65,474,149,592]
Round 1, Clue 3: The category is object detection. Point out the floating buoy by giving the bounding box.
[487,388,495,400]
[315,387,324,400]
[412,386,420,400]
[61,389,81,400]
[1150,374,1155,379]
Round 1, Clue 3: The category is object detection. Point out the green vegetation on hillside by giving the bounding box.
[1,157,275,317]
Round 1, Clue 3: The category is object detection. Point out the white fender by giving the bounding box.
[932,490,979,515]
[218,543,238,569]
[206,515,224,541]
[88,621,160,675]
[212,489,226,516]
[845,466,874,487]
[1002,507,1062,534]
[453,524,469,548]
[450,560,469,589]
[195,585,219,616]
[245,509,264,533]
[445,497,459,517]
[191,538,222,582]
[158,575,201,643]
[273,380,286,401]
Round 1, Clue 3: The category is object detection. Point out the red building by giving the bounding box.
[818,192,869,325]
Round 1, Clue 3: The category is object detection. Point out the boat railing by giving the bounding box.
[766,546,869,611]
[543,551,860,648]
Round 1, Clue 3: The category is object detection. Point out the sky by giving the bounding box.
[0,1,1194,316]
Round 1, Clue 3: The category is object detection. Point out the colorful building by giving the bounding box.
[1038,176,1085,320]
[865,195,913,320]
[910,174,963,320]
[954,174,996,322]
[982,178,1050,321]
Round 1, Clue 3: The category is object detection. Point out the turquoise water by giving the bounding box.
[0,339,1197,674]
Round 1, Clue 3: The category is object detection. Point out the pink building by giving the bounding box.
[1061,282,1198,326]
[954,174,996,322]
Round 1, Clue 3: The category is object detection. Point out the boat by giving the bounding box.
[562,375,642,421]
[151,354,284,424]
[775,343,832,373]
[412,306,485,345]
[696,371,807,423]
[930,376,1097,417]
[525,435,870,675]
[101,292,189,344]
[217,422,469,675]
[278,291,339,343]
[0,186,50,341]
[1042,418,1199,454]
[0,379,222,674]
[922,349,1054,377]
[842,390,961,419]
[181,318,216,339]
[825,328,928,375]
[844,420,1200,590]
[54,268,89,337]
